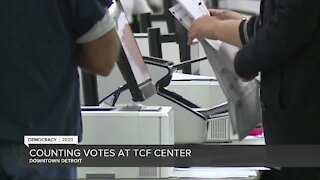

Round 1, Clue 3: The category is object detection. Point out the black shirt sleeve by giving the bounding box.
[72,0,106,39]
[234,0,320,79]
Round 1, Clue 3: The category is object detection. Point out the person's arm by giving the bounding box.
[188,13,261,47]
[234,0,320,79]
[73,0,120,76]
[209,9,249,20]
[187,16,243,48]
[78,28,120,76]
[215,19,243,48]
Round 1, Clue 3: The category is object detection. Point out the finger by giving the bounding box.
[187,37,193,45]
[209,9,220,16]
[187,36,194,45]
[187,26,199,45]
[187,31,196,45]
[188,19,198,33]
[187,17,205,44]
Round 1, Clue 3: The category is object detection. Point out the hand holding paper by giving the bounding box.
[169,0,222,50]
[187,15,220,44]
[209,9,245,20]
[169,0,262,140]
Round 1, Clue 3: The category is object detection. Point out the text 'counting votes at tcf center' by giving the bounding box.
[27,148,192,158]
[26,148,192,165]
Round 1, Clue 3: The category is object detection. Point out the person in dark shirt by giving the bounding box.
[0,0,120,179]
[188,0,320,179]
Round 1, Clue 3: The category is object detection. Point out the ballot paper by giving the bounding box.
[176,0,210,19]
[169,0,262,140]
[169,0,222,50]
[201,41,262,140]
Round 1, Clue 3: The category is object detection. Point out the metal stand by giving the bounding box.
[81,71,99,106]
[138,0,176,33]
[147,27,192,74]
